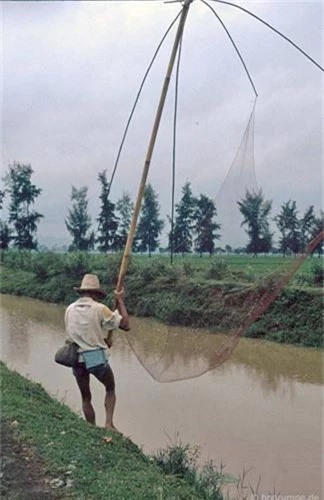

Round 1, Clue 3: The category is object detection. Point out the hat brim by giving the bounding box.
[73,287,107,299]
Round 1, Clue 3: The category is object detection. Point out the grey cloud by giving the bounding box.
[2,1,322,245]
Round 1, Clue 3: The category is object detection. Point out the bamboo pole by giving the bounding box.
[115,0,192,292]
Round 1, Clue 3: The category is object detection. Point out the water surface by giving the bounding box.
[0,294,322,496]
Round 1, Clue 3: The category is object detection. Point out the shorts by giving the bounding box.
[73,361,109,379]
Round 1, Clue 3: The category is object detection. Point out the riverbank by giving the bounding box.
[1,362,227,500]
[0,250,322,347]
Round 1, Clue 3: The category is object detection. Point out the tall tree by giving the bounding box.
[115,192,134,252]
[170,182,196,255]
[96,170,118,252]
[4,162,43,250]
[309,210,323,256]
[0,188,11,250]
[275,200,300,255]
[300,205,316,249]
[238,189,272,256]
[136,184,164,256]
[65,186,95,251]
[194,194,221,256]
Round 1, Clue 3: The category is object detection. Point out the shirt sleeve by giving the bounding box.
[101,306,122,332]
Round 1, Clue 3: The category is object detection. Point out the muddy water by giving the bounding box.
[0,294,322,496]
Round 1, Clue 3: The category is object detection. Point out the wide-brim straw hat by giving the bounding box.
[74,274,107,298]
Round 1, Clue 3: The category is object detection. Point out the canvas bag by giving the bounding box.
[55,341,79,367]
[81,348,106,370]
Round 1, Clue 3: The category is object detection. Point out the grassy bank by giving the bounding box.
[0,250,322,347]
[1,362,227,500]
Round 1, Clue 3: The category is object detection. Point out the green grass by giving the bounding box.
[132,253,315,276]
[1,362,224,500]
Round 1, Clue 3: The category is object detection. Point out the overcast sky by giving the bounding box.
[1,0,323,247]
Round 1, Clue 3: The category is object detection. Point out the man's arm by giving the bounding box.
[105,289,130,348]
[114,289,130,331]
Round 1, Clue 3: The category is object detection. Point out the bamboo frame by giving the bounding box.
[116,0,192,292]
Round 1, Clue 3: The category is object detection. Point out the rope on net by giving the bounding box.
[209,0,324,72]
[170,35,184,264]
[201,0,258,97]
[107,7,184,197]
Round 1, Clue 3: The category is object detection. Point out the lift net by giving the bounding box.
[122,233,322,383]
[216,100,258,248]
[117,98,322,383]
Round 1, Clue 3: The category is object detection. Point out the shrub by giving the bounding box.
[204,259,229,280]
[152,439,224,500]
[182,261,195,277]
[310,259,324,286]
[63,252,91,280]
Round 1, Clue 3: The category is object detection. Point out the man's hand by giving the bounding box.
[114,288,130,331]
[114,289,125,302]
[105,332,113,348]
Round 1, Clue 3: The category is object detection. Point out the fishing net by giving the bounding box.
[122,233,322,383]
[216,100,258,248]
[117,71,321,383]
[110,5,323,383]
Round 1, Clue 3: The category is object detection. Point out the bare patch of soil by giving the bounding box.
[1,424,65,500]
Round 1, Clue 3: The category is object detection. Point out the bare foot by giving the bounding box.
[105,425,122,435]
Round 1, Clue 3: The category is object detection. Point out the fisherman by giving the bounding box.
[65,273,130,432]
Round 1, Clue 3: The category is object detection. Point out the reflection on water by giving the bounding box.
[0,294,323,496]
[125,315,322,389]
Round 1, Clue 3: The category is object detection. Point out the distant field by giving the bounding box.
[131,253,319,280]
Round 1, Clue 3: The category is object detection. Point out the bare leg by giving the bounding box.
[75,371,95,425]
[104,390,116,430]
[94,365,118,431]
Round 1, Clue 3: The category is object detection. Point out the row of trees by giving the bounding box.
[1,162,322,256]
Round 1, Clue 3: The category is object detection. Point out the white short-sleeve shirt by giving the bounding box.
[64,297,122,357]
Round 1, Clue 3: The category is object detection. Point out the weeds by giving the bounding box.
[204,259,230,280]
[152,437,224,500]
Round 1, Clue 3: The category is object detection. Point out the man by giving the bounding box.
[65,273,129,432]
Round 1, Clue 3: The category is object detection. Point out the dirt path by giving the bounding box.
[1,424,65,500]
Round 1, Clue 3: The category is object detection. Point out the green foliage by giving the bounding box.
[171,182,196,255]
[115,191,134,252]
[275,202,320,255]
[182,261,195,277]
[31,252,65,281]
[204,259,229,280]
[310,258,324,285]
[238,189,272,255]
[4,162,43,250]
[65,186,95,251]
[63,252,92,279]
[194,194,221,256]
[0,251,322,348]
[96,170,118,252]
[0,221,11,250]
[135,184,164,256]
[1,249,33,271]
[152,439,224,500]
[154,440,199,478]
[275,200,301,255]
[246,289,323,347]
[300,205,316,249]
[138,260,168,283]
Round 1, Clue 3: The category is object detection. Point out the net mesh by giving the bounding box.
[122,233,322,382]
[119,97,322,383]
[216,100,258,248]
